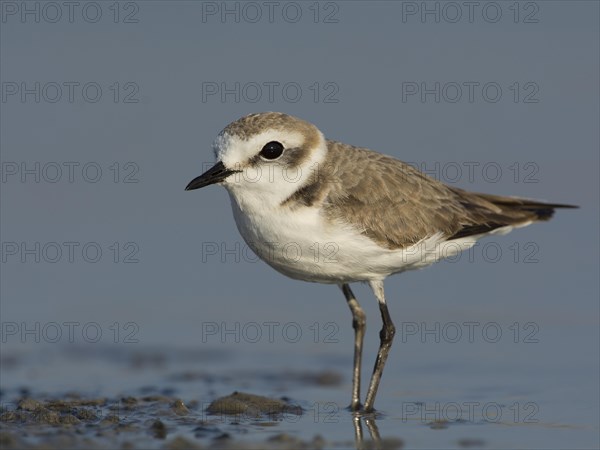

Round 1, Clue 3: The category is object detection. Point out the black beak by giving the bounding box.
[185,161,240,191]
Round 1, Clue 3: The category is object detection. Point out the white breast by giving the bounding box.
[227,191,479,284]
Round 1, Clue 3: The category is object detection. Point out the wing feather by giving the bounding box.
[319,141,575,249]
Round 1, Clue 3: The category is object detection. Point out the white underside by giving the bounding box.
[228,192,531,284]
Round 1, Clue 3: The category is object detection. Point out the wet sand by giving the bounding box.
[1,342,595,449]
[0,392,329,449]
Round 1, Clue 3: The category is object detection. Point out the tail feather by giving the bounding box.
[474,193,578,222]
[448,189,577,241]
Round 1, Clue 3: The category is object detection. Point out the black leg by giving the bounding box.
[364,281,396,412]
[340,283,366,411]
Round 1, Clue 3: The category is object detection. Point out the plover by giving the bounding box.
[185,112,576,412]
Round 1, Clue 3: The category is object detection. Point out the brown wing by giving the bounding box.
[317,140,576,250]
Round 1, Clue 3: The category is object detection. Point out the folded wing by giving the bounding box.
[321,140,576,250]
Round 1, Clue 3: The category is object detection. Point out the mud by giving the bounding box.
[2,344,581,449]
[206,391,303,418]
[0,393,325,450]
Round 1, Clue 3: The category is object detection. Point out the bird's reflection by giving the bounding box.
[352,413,382,450]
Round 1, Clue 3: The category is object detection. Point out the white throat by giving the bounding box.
[222,131,327,212]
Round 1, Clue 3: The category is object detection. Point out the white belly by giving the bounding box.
[227,194,479,284]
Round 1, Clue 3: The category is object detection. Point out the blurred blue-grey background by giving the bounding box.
[1,1,598,448]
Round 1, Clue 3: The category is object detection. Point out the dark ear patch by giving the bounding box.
[281,146,311,168]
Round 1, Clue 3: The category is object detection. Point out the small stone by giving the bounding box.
[121,396,139,406]
[165,436,203,450]
[32,408,61,425]
[428,419,449,429]
[16,398,41,411]
[100,414,120,425]
[0,431,20,448]
[213,432,231,441]
[458,438,486,448]
[171,399,190,416]
[206,392,302,419]
[151,419,167,439]
[60,414,81,425]
[75,408,101,421]
[0,411,28,423]
[268,433,301,444]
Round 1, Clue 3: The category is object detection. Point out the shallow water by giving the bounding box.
[1,319,598,450]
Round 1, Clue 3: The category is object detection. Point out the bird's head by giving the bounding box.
[185,112,327,205]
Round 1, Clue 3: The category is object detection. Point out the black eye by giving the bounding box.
[259,141,284,160]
